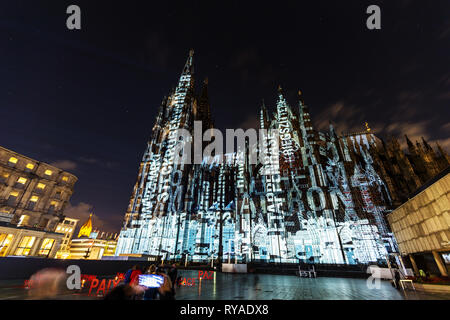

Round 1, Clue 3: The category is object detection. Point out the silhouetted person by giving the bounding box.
[124,265,137,284]
[168,264,178,291]
[158,272,175,300]
[128,265,144,299]
[143,265,158,300]
[129,265,143,286]
[394,270,401,289]
[104,284,135,300]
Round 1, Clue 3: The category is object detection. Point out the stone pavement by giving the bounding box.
[0,270,449,300]
[174,270,450,300]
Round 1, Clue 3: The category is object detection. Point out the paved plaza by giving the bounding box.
[0,270,449,300]
[174,271,450,300]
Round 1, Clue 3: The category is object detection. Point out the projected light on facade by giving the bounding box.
[116,51,400,265]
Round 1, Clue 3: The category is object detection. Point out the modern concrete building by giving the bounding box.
[0,145,77,258]
[387,167,450,277]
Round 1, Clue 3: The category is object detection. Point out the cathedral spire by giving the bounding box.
[421,136,432,151]
[405,135,416,154]
[329,121,338,141]
[436,141,450,165]
[182,49,194,76]
[298,90,305,105]
[416,140,424,153]
[277,85,285,100]
[177,49,195,91]
[436,141,446,156]
[198,77,212,128]
[260,99,270,129]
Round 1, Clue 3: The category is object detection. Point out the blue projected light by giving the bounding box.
[114,51,412,266]
[138,274,164,288]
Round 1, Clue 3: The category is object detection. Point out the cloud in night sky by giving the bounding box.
[314,102,366,135]
[49,160,77,171]
[64,202,112,234]
[78,157,99,164]
[315,101,450,152]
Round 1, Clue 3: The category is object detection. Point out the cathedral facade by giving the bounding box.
[115,51,449,265]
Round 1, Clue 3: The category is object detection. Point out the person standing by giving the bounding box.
[158,272,175,300]
[124,265,137,284]
[393,270,401,289]
[129,265,143,286]
[168,264,178,291]
[143,265,158,300]
[128,265,143,299]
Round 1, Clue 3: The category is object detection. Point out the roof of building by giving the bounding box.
[77,214,93,238]
[0,145,78,180]
[408,165,450,199]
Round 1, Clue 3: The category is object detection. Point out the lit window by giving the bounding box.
[17,215,29,227]
[38,239,55,257]
[30,196,39,202]
[0,234,14,257]
[14,236,36,256]
[17,177,27,184]
[50,200,57,206]
[62,176,69,182]
[37,183,46,189]
[44,170,53,176]
[26,163,34,170]
[8,157,18,164]
[9,191,19,197]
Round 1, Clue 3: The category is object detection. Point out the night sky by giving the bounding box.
[1,1,449,233]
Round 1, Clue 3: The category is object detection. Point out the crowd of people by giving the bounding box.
[104,263,179,300]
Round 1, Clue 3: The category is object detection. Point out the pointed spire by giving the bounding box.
[78,213,93,238]
[260,99,270,129]
[180,49,195,79]
[329,121,338,140]
[415,140,423,153]
[421,136,432,151]
[405,134,413,145]
[199,77,209,103]
[276,85,287,106]
[198,77,212,128]
[298,89,305,105]
[277,85,284,98]
[436,141,446,156]
[390,135,400,150]
[405,135,416,153]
